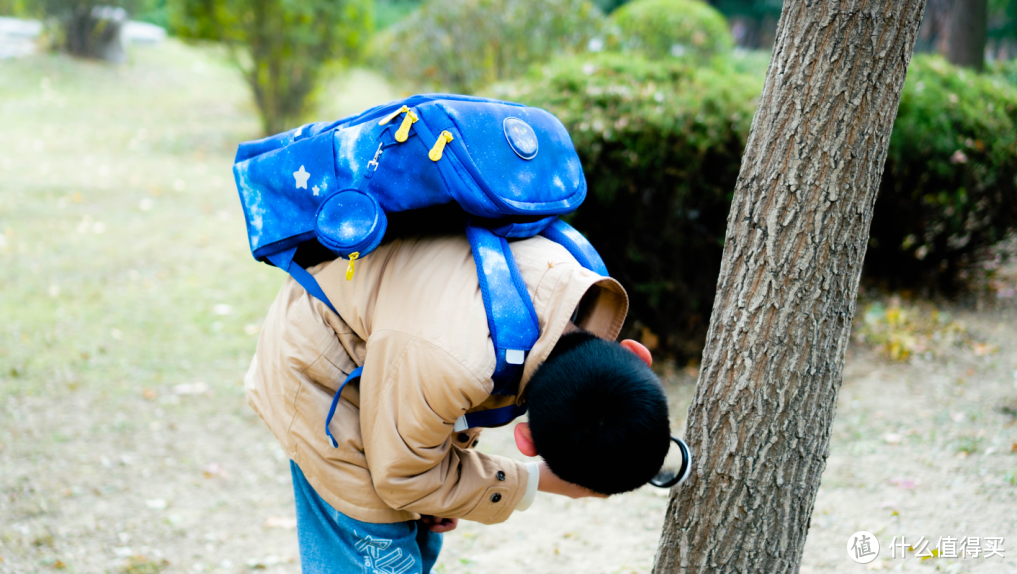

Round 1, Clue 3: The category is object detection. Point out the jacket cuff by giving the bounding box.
[514,461,540,512]
[460,457,528,524]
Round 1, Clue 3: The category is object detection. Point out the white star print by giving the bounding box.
[293,165,310,189]
[312,185,320,196]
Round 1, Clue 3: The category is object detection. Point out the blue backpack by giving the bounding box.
[233,94,608,440]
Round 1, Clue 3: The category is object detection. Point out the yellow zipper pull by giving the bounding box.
[429,131,454,161]
[378,105,409,126]
[345,252,360,281]
[394,110,418,143]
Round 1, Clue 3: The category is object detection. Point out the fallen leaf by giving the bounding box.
[142,389,157,400]
[172,382,209,395]
[263,516,297,530]
[203,463,227,479]
[883,433,903,445]
[52,559,65,569]
[971,342,998,356]
[889,477,918,490]
[1011,442,1017,453]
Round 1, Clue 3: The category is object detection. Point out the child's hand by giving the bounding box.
[420,515,459,533]
[536,461,608,499]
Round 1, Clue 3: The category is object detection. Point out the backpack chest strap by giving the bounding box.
[453,403,529,432]
[325,366,363,448]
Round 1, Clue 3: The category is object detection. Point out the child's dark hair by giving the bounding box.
[525,331,671,495]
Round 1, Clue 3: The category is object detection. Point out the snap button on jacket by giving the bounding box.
[244,235,627,524]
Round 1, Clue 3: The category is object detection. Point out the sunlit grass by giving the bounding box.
[0,40,281,404]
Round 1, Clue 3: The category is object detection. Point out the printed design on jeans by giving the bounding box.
[354,532,416,574]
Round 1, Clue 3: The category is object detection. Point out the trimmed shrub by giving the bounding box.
[607,0,733,63]
[869,55,1017,292]
[491,53,1017,359]
[369,0,604,94]
[489,54,761,358]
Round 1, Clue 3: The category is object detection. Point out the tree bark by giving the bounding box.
[652,1,928,572]
[946,0,987,71]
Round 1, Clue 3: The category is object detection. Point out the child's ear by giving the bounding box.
[514,422,538,457]
[620,339,653,367]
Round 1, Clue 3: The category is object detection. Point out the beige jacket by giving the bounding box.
[244,234,627,525]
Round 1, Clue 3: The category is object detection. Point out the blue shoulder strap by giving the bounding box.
[539,219,608,276]
[266,247,340,317]
[282,219,605,439]
[465,224,542,396]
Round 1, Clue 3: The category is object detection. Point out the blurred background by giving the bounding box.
[1,0,1015,572]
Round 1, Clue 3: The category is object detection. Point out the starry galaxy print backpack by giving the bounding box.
[232,93,608,437]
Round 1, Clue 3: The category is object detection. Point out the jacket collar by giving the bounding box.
[516,262,628,402]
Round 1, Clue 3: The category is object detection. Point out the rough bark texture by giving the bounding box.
[652,1,928,572]
[946,0,987,71]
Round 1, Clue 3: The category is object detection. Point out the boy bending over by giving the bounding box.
[245,232,672,573]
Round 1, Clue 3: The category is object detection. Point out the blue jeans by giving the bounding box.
[290,460,443,574]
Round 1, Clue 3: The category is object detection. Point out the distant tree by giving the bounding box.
[947,0,988,70]
[12,0,136,60]
[370,0,603,94]
[374,0,422,29]
[988,0,1017,58]
[0,0,31,16]
[172,0,372,135]
[712,0,783,49]
[592,0,631,12]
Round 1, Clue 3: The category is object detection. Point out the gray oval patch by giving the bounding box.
[503,117,538,160]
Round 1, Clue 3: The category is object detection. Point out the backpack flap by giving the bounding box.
[234,128,339,261]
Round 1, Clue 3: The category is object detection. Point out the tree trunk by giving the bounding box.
[652,1,928,572]
[64,6,128,63]
[946,0,987,71]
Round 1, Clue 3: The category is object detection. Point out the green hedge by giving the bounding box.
[490,54,760,357]
[491,53,1017,359]
[870,56,1017,292]
[607,0,733,63]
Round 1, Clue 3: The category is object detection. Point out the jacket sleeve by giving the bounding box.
[359,329,530,524]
